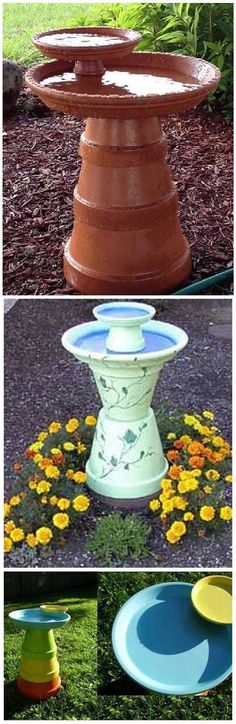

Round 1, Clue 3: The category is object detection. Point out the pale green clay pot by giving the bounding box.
[62,302,188,500]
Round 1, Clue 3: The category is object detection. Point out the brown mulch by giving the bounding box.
[3,88,233,295]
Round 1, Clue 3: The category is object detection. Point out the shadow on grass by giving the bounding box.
[4,679,32,720]
[98,675,148,696]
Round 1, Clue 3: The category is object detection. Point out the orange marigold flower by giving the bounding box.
[189,455,205,469]
[173,440,185,450]
[188,441,204,455]
[169,465,184,481]
[39,457,52,470]
[52,453,64,465]
[13,462,22,472]
[167,450,181,463]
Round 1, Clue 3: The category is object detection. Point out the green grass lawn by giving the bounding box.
[3,3,92,65]
[97,572,232,720]
[4,586,97,721]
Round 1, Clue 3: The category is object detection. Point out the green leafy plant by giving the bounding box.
[88,512,151,564]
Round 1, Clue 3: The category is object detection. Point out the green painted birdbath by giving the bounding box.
[62,301,188,503]
[9,608,70,700]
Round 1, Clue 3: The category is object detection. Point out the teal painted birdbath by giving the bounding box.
[9,608,70,699]
[112,583,232,695]
[62,301,188,502]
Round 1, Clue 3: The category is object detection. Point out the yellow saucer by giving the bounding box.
[191,575,232,624]
[40,604,68,613]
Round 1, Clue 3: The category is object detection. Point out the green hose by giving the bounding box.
[173,268,233,295]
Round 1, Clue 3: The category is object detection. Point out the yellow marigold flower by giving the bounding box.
[63,441,76,451]
[41,496,48,504]
[166,529,180,544]
[160,512,167,521]
[36,527,53,545]
[172,496,188,510]
[177,480,188,494]
[159,492,172,503]
[34,453,43,464]
[202,410,214,420]
[4,503,11,517]
[183,512,194,521]
[180,469,202,479]
[203,485,212,494]
[73,471,87,484]
[4,520,15,534]
[219,443,231,455]
[66,469,75,479]
[29,441,44,452]
[161,478,173,490]
[26,533,38,548]
[179,434,192,447]
[53,512,70,530]
[38,431,48,442]
[225,475,232,483]
[28,479,37,490]
[10,527,25,543]
[77,442,87,453]
[50,447,61,455]
[200,505,215,522]
[36,481,52,494]
[149,499,160,512]
[65,417,79,433]
[199,425,211,437]
[170,521,186,537]
[212,435,225,448]
[205,469,220,482]
[57,498,70,511]
[167,432,176,440]
[45,464,60,479]
[219,506,232,521]
[9,495,21,506]
[48,421,62,434]
[85,415,97,426]
[4,537,12,553]
[162,500,174,514]
[72,495,90,512]
[49,495,58,506]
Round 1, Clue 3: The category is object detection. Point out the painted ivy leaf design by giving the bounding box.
[98,451,104,460]
[140,450,145,459]
[99,377,107,387]
[124,429,137,444]
[124,463,129,470]
[110,456,118,466]
[121,386,128,395]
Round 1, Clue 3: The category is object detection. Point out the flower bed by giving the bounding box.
[4,410,232,560]
[149,410,232,544]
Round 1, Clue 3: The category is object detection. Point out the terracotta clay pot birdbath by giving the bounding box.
[9,607,70,700]
[26,27,220,294]
[61,301,188,504]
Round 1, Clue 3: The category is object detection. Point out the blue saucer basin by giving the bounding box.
[62,319,187,360]
[9,608,70,630]
[112,583,232,695]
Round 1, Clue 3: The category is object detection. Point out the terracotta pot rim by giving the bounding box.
[33,26,141,61]
[25,51,220,118]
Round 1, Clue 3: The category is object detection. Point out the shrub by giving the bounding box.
[88,512,151,564]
